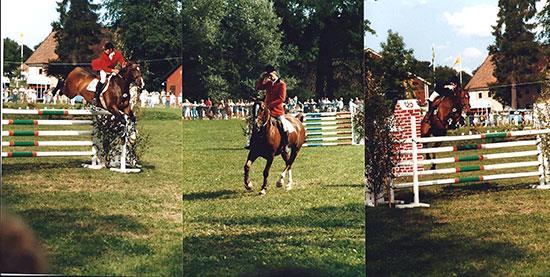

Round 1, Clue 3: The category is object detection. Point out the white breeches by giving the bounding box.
[99,70,107,83]
[428,91,439,102]
[277,115,295,133]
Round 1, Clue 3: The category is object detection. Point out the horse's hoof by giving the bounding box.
[276,180,283,188]
[244,183,253,191]
[259,189,266,195]
[286,182,293,191]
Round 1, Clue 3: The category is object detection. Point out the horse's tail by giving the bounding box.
[295,113,304,122]
[51,79,65,97]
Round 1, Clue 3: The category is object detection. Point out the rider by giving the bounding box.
[255,65,293,153]
[425,76,460,118]
[91,42,126,105]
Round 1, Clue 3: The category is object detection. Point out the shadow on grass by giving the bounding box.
[394,181,534,204]
[1,161,89,176]
[367,204,527,275]
[184,203,364,276]
[184,189,240,201]
[14,206,151,273]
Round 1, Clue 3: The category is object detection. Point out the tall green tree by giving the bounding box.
[183,0,284,101]
[102,0,182,91]
[3,38,33,78]
[375,30,414,104]
[274,0,363,100]
[489,0,542,107]
[51,0,103,65]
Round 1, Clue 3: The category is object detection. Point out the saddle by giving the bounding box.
[86,75,114,93]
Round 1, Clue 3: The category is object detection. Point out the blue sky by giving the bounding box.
[365,0,547,75]
[1,0,105,49]
[364,0,499,74]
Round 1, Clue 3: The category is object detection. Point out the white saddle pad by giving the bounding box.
[86,76,113,92]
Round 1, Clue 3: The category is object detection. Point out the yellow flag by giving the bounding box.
[453,55,461,66]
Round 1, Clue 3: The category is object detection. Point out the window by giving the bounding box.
[39,68,43,75]
[478,93,482,99]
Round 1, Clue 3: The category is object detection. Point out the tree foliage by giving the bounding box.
[371,30,414,104]
[102,0,182,91]
[274,0,363,100]
[183,0,284,101]
[489,0,543,105]
[364,50,397,207]
[537,0,550,44]
[183,0,363,101]
[51,0,103,64]
[3,38,33,78]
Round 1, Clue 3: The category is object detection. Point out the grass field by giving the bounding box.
[183,119,365,276]
[1,106,182,275]
[367,130,550,275]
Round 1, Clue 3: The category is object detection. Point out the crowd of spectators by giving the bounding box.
[181,96,364,120]
[2,87,183,109]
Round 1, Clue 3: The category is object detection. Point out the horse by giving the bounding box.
[52,62,144,125]
[420,87,471,169]
[244,102,306,195]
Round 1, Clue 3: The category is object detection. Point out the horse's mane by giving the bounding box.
[119,61,136,76]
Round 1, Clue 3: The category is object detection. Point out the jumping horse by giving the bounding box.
[420,87,471,169]
[244,102,306,195]
[52,62,144,125]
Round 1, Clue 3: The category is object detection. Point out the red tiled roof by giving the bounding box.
[24,32,59,65]
[465,55,496,91]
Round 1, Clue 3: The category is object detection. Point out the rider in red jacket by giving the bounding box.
[256,65,293,152]
[91,42,126,104]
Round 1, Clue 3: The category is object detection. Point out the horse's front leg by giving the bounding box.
[244,152,259,191]
[276,150,290,188]
[259,156,274,195]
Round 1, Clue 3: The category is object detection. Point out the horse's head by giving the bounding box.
[255,101,271,130]
[120,62,145,88]
[456,87,470,113]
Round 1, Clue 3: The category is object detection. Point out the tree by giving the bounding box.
[183,0,284,101]
[489,0,542,107]
[274,0,363,100]
[364,49,398,207]
[102,0,182,91]
[2,38,33,78]
[375,30,414,104]
[537,0,550,44]
[51,0,103,68]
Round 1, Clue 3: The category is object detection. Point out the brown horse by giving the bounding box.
[420,87,471,169]
[244,102,306,195]
[52,62,144,124]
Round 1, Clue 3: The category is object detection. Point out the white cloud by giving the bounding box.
[443,4,498,38]
[462,47,482,60]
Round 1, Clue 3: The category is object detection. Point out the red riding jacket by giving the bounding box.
[91,50,126,73]
[256,78,286,117]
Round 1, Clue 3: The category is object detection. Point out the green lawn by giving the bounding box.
[367,131,550,275]
[183,119,365,276]
[2,106,182,275]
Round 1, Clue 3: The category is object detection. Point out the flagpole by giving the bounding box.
[459,54,462,85]
[431,44,435,88]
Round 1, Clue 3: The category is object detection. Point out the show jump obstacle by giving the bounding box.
[303,111,359,147]
[391,100,550,208]
[1,108,140,173]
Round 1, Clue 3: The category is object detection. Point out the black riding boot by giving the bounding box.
[279,124,289,154]
[94,82,105,105]
[427,100,436,115]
